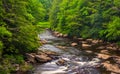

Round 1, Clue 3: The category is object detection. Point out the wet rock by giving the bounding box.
[82,43,91,49]
[97,54,110,60]
[113,56,120,64]
[100,50,109,54]
[92,40,99,44]
[82,41,88,44]
[56,34,60,37]
[45,51,58,56]
[26,53,35,63]
[35,55,52,63]
[102,61,120,73]
[56,59,66,66]
[63,34,68,38]
[98,40,103,43]
[106,46,116,50]
[71,42,78,46]
[40,39,48,44]
[73,36,77,39]
[86,39,93,43]
[96,46,106,50]
[54,31,59,35]
[86,50,93,53]
[78,38,84,41]
[59,33,63,37]
[56,45,67,49]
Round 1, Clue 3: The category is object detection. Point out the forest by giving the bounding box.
[0,0,120,73]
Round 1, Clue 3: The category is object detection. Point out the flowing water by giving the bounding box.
[33,30,103,74]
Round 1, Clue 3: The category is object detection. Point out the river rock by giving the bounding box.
[106,46,116,50]
[102,61,120,73]
[54,31,59,35]
[63,34,68,38]
[59,33,63,37]
[96,46,106,50]
[113,56,120,64]
[100,50,109,54]
[45,51,58,56]
[82,43,91,49]
[97,54,110,60]
[40,39,48,44]
[56,45,67,49]
[82,41,88,44]
[56,59,66,66]
[78,38,84,41]
[86,50,93,53]
[35,55,52,63]
[86,39,93,43]
[71,42,78,46]
[26,53,35,63]
[92,40,99,44]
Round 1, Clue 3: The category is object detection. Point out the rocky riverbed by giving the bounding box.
[27,30,120,74]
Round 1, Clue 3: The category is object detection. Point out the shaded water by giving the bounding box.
[33,30,102,74]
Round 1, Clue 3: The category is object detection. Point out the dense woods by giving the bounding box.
[0,0,120,73]
[0,0,45,73]
[50,0,120,42]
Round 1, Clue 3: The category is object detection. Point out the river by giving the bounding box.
[32,30,109,74]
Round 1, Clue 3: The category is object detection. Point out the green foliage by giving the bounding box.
[0,27,12,38]
[37,22,50,29]
[0,0,46,73]
[101,17,120,41]
[15,25,39,53]
[50,0,120,41]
